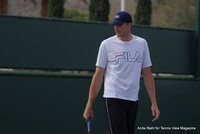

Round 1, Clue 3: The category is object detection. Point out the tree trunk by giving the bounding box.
[0,0,7,14]
[41,0,48,17]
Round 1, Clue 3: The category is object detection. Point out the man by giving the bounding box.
[83,11,160,134]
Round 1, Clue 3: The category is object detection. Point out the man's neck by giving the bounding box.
[117,34,133,42]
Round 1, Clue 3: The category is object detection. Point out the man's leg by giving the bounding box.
[104,98,128,134]
[126,101,138,134]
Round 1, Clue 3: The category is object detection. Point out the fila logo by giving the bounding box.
[114,51,141,62]
[115,15,120,19]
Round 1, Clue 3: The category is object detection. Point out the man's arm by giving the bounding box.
[142,67,160,122]
[83,66,105,121]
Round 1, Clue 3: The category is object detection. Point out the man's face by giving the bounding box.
[114,23,131,38]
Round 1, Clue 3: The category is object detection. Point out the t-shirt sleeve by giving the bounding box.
[142,40,152,68]
[95,41,108,68]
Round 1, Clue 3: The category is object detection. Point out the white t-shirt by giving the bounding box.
[96,35,152,101]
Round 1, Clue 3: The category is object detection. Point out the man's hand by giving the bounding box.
[151,105,160,122]
[83,106,94,122]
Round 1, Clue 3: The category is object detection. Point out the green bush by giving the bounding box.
[48,0,64,18]
[134,0,152,25]
[89,0,110,22]
[64,9,87,20]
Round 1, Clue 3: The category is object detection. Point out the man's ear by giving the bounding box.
[128,23,132,28]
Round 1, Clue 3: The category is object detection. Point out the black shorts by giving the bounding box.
[104,98,138,134]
